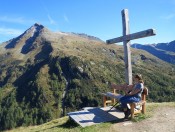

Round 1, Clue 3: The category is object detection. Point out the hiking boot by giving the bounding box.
[124,109,131,119]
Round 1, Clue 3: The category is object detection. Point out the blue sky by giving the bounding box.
[0,0,175,44]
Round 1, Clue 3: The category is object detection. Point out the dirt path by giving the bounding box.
[109,106,175,132]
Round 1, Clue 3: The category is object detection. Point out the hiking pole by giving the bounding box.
[107,102,118,113]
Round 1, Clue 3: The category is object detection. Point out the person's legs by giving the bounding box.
[119,96,129,110]
[120,96,140,118]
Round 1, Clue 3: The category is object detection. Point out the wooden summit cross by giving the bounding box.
[106,9,156,85]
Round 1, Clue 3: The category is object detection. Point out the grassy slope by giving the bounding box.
[6,102,175,132]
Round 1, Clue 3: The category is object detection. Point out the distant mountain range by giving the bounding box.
[0,23,175,130]
[131,41,175,64]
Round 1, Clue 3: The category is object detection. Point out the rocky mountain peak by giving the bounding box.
[34,23,44,28]
[24,23,45,37]
[4,23,50,55]
[5,23,45,49]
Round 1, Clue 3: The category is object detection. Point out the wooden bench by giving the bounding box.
[102,87,148,119]
[130,87,148,118]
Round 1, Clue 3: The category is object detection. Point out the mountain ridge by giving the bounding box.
[132,41,175,64]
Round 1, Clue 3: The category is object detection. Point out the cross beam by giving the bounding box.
[106,29,156,44]
[106,9,156,85]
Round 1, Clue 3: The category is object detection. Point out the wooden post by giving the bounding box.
[130,103,135,118]
[112,87,116,105]
[103,96,107,107]
[142,102,146,114]
[122,9,132,85]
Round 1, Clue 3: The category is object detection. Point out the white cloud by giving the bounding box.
[0,16,25,24]
[38,0,58,26]
[47,14,57,25]
[0,16,36,24]
[161,13,175,20]
[0,27,23,36]
[64,14,69,23]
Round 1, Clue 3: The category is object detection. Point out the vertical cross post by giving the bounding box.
[122,9,132,85]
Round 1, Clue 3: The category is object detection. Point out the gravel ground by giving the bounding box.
[109,106,175,132]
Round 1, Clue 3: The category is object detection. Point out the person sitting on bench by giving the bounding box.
[111,74,144,119]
